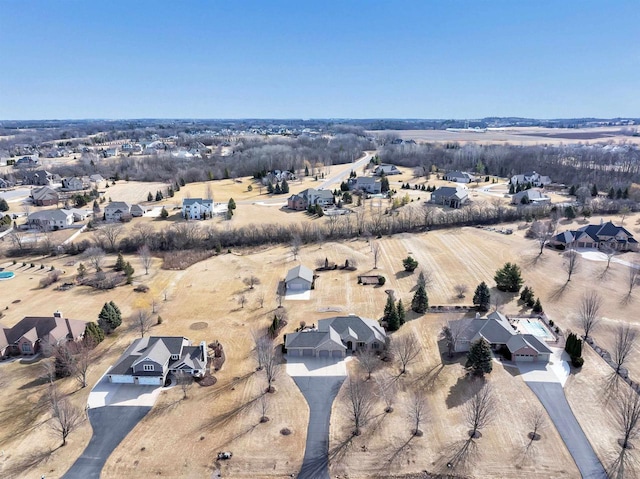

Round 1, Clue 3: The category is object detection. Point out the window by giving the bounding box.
[357,342,366,348]
[143,364,154,371]
[21,343,31,353]
[372,342,380,350]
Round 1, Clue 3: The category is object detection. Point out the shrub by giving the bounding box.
[571,356,584,368]
[134,284,150,293]
[377,276,386,285]
[548,319,554,327]
[402,256,419,272]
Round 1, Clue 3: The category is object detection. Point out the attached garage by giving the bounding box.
[136,376,163,385]
[288,349,300,357]
[514,354,535,362]
[331,350,344,358]
[302,349,314,357]
[318,350,330,358]
[109,374,135,384]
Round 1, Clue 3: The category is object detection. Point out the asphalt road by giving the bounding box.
[62,406,151,479]
[293,376,346,479]
[526,381,606,479]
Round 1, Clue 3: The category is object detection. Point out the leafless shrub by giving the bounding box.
[392,332,420,374]
[356,349,380,380]
[40,270,62,288]
[47,384,84,446]
[84,246,105,272]
[138,244,152,275]
[579,290,602,340]
[133,309,153,338]
[454,284,468,299]
[237,295,247,309]
[344,376,375,435]
[465,383,495,439]
[243,275,261,290]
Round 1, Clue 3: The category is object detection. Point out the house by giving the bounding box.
[348,176,382,195]
[287,188,334,211]
[430,186,469,208]
[22,170,55,186]
[447,312,551,363]
[374,164,401,176]
[510,171,552,187]
[61,177,85,191]
[130,204,149,217]
[27,209,74,230]
[285,314,387,358]
[510,189,551,205]
[443,171,475,183]
[0,178,14,189]
[0,311,87,358]
[181,198,213,220]
[549,221,638,252]
[14,156,39,168]
[69,208,92,221]
[104,201,132,222]
[103,147,119,158]
[89,174,104,184]
[106,336,207,385]
[285,264,314,291]
[31,186,59,206]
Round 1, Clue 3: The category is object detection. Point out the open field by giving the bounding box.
[0,212,639,477]
[368,126,640,146]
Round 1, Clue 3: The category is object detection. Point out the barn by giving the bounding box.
[285,264,314,291]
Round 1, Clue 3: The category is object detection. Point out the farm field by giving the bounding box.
[0,213,638,477]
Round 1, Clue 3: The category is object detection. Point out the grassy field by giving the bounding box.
[0,211,638,477]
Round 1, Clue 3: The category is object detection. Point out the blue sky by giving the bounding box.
[0,0,638,119]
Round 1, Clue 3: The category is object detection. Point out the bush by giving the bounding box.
[571,356,584,368]
[378,276,386,285]
[134,284,150,293]
[402,256,419,272]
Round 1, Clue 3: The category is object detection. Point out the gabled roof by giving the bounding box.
[285,264,314,283]
[133,339,171,368]
[0,328,8,351]
[318,315,386,344]
[182,198,213,206]
[507,334,552,354]
[475,312,516,344]
[32,186,58,201]
[3,315,87,346]
[105,201,131,211]
[431,186,468,200]
[28,209,73,222]
[512,189,548,201]
[109,336,190,376]
[596,221,632,238]
[171,345,206,371]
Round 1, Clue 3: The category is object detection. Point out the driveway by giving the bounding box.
[285,289,311,301]
[518,349,605,478]
[286,357,348,479]
[62,370,165,478]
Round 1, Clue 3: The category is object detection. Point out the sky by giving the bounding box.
[0,0,638,120]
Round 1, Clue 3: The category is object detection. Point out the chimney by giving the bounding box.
[200,341,207,362]
[475,312,480,319]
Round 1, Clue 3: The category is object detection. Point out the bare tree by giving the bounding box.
[371,241,381,269]
[441,320,466,358]
[96,223,123,252]
[176,371,193,399]
[290,235,301,260]
[204,182,214,201]
[256,292,265,308]
[628,263,640,296]
[258,394,270,423]
[237,295,247,309]
[243,275,261,290]
[84,246,105,272]
[138,244,152,275]
[563,249,580,282]
[602,244,619,271]
[345,377,374,435]
[356,349,380,380]
[417,270,433,290]
[263,344,280,393]
[253,333,273,371]
[47,384,84,446]
[374,371,397,413]
[407,391,428,436]
[454,284,468,299]
[530,220,556,255]
[134,309,153,338]
[392,332,421,375]
[612,324,637,375]
[465,383,496,439]
[71,340,95,389]
[616,388,640,451]
[579,290,602,340]
[8,230,26,251]
[526,406,547,443]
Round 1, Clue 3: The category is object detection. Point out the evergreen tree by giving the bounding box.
[403,256,419,272]
[76,262,87,280]
[616,188,623,199]
[397,299,406,326]
[123,262,134,284]
[98,303,119,333]
[608,187,615,199]
[281,179,289,194]
[532,298,543,313]
[0,198,9,212]
[84,322,105,344]
[267,182,274,194]
[411,285,429,314]
[465,338,493,376]
[147,192,153,201]
[228,198,236,210]
[473,281,491,312]
[315,204,324,217]
[381,175,390,193]
[304,165,309,176]
[155,190,163,201]
[591,184,598,197]
[494,262,523,293]
[623,187,629,199]
[224,167,230,179]
[114,252,125,272]
[179,177,186,186]
[160,207,169,219]
[274,183,282,194]
[384,295,400,331]
[569,185,576,196]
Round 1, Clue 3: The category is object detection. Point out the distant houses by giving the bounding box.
[182,198,213,220]
[510,189,550,205]
[373,164,401,176]
[104,201,132,222]
[61,177,86,191]
[430,186,469,209]
[0,178,13,189]
[22,170,56,186]
[510,171,551,188]
[549,221,638,252]
[31,186,59,206]
[348,176,382,195]
[287,188,334,211]
[14,156,39,168]
[443,171,475,183]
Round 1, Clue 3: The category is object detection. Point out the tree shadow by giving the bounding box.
[620,292,635,306]
[394,270,414,280]
[411,362,446,391]
[523,252,548,269]
[300,435,353,478]
[199,393,263,433]
[18,375,52,390]
[606,445,639,479]
[1,446,60,478]
[445,375,484,409]
[599,372,624,408]
[433,438,479,475]
[548,282,571,302]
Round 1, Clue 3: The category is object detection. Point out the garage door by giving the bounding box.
[331,350,344,358]
[288,283,303,291]
[109,375,135,384]
[136,376,162,385]
[288,349,300,357]
[318,350,329,358]
[516,355,534,362]
[303,349,314,357]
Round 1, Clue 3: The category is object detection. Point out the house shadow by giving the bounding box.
[394,270,414,280]
[18,375,51,390]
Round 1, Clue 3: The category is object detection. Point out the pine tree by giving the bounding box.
[160,207,169,219]
[465,338,493,376]
[109,301,122,328]
[274,183,282,194]
[77,262,87,280]
[224,167,230,179]
[494,262,523,293]
[411,285,428,314]
[123,262,134,284]
[608,187,615,199]
[84,322,105,344]
[281,179,289,194]
[98,303,117,333]
[304,165,309,176]
[381,175,389,193]
[397,299,406,326]
[147,191,153,201]
[384,295,399,331]
[532,298,543,313]
[114,252,125,272]
[473,281,491,312]
[267,182,274,194]
[591,184,598,197]
[155,190,163,201]
[228,198,236,210]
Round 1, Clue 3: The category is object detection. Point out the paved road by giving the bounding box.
[293,376,346,479]
[526,382,606,479]
[62,406,151,479]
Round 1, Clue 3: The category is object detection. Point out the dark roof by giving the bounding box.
[108,336,195,377]
[3,315,86,345]
[596,221,632,238]
[319,315,386,344]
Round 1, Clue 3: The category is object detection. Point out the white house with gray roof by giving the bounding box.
[285,264,314,291]
[104,201,132,222]
[285,314,387,358]
[430,186,469,208]
[107,336,207,385]
[27,209,74,230]
[181,198,213,220]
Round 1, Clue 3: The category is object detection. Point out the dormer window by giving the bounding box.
[171,354,179,360]
[143,364,154,371]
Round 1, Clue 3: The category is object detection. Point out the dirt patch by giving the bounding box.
[196,372,217,387]
[190,321,209,330]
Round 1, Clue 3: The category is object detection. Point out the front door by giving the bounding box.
[346,341,353,351]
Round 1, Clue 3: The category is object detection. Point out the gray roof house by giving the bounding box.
[27,209,74,230]
[31,186,59,206]
[348,176,382,194]
[285,264,314,291]
[104,201,132,222]
[447,312,551,363]
[287,188,334,211]
[181,198,213,220]
[0,178,13,189]
[374,164,401,176]
[511,189,550,205]
[107,336,207,386]
[510,171,552,187]
[22,170,55,186]
[549,221,638,252]
[443,171,475,183]
[61,177,86,191]
[430,186,469,208]
[285,314,387,358]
